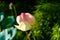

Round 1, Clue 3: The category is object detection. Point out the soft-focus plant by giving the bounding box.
[9,2,13,10]
[0,27,16,40]
[1,16,15,28]
[0,0,60,40]
[0,12,4,22]
[51,23,59,40]
[14,12,35,40]
[14,13,35,31]
[32,3,60,40]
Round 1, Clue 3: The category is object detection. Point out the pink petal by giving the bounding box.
[16,13,25,24]
[16,13,35,25]
[16,16,21,24]
[25,13,35,25]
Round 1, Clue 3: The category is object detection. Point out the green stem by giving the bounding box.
[13,5,17,17]
[25,31,31,40]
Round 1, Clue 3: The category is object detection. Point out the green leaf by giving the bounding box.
[1,16,15,28]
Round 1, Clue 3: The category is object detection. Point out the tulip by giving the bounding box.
[14,13,35,31]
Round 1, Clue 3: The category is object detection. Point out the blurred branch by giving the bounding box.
[13,5,17,17]
[25,31,31,40]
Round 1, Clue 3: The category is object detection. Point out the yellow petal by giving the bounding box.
[14,22,31,31]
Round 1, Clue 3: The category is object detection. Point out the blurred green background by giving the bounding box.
[0,0,60,40]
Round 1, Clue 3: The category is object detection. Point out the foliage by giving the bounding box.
[33,3,60,40]
[0,0,60,40]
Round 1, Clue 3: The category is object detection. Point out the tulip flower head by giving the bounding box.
[14,13,35,31]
